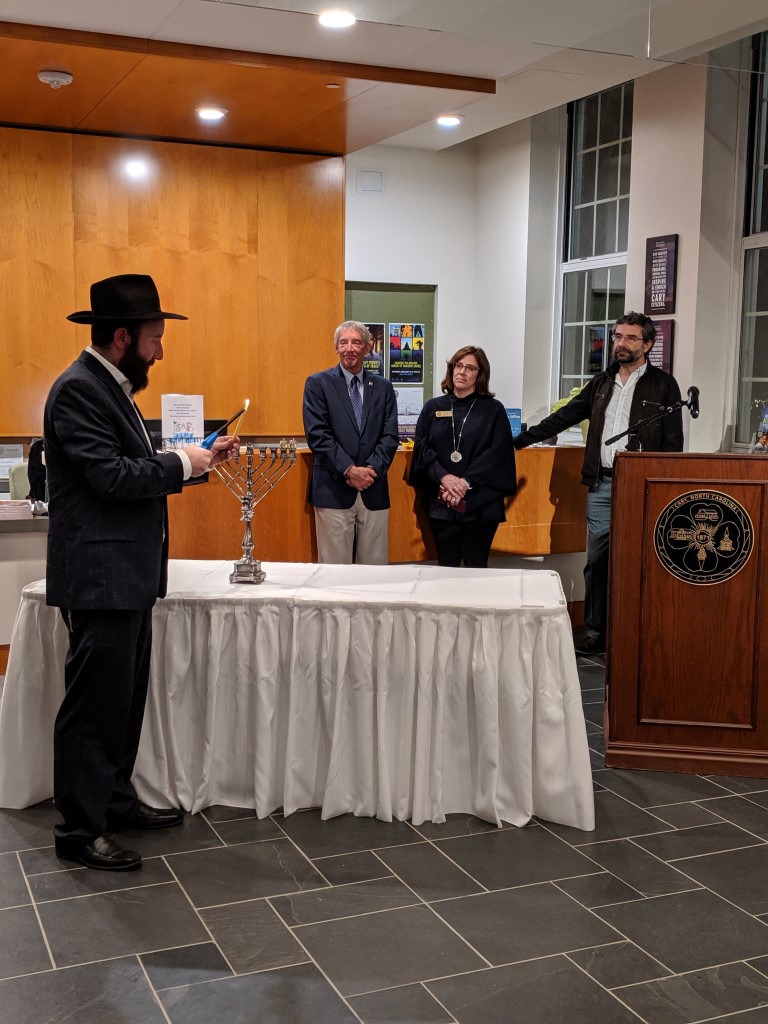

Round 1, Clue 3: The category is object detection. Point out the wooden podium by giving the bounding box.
[606,452,768,776]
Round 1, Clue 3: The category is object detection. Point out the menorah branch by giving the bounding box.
[213,440,297,584]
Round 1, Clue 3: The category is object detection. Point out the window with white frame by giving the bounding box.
[559,83,633,397]
[736,33,768,446]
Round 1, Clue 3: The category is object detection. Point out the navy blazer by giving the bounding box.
[303,366,399,510]
[44,350,185,610]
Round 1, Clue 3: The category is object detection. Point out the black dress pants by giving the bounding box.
[429,518,499,568]
[54,607,153,844]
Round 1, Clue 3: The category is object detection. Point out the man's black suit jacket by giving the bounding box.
[44,350,185,610]
[302,365,399,510]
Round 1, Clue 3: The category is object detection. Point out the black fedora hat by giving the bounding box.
[67,274,188,324]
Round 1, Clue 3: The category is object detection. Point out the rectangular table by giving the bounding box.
[0,560,595,830]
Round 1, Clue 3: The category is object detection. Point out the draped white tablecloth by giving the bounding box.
[0,560,594,830]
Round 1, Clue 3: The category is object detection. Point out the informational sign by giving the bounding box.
[0,444,24,481]
[363,322,385,376]
[505,408,522,437]
[644,235,678,315]
[161,394,204,447]
[648,320,675,374]
[394,387,423,442]
[389,323,424,384]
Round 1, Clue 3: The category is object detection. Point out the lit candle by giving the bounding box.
[201,399,251,449]
[231,398,250,438]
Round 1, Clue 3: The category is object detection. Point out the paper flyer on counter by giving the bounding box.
[161,394,204,447]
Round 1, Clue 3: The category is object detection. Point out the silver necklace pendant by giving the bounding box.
[450,451,463,463]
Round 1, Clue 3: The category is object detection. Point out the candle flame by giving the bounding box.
[232,399,250,438]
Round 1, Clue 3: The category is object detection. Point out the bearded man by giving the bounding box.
[44,274,237,870]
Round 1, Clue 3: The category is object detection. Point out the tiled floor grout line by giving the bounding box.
[136,954,174,1024]
[392,828,497,892]
[16,850,56,972]
[665,839,768,863]
[609,956,768,993]
[160,855,240,979]
[563,942,673,989]
[259,898,368,1024]
[30,878,178,905]
[363,850,497,969]
[565,952,653,1024]
[551,874,657,903]
[417,981,460,1024]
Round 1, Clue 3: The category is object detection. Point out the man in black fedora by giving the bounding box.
[44,273,238,871]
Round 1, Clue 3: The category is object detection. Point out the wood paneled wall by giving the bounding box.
[169,447,588,564]
[0,127,344,436]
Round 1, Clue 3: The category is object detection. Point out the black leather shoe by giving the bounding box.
[114,802,184,831]
[575,634,606,656]
[55,835,142,871]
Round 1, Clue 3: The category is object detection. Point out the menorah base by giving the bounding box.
[230,560,266,585]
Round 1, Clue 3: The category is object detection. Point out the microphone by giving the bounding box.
[687,386,700,419]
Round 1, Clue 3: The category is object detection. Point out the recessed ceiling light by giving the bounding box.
[124,158,149,180]
[318,10,356,28]
[197,106,228,122]
[326,82,342,90]
[437,115,462,127]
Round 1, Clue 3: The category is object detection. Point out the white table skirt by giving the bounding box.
[0,560,595,831]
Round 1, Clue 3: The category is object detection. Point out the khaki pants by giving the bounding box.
[314,493,389,564]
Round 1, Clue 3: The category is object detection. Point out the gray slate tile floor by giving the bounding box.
[4,655,768,1023]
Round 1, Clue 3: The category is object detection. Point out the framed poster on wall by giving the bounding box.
[644,235,678,315]
[389,323,424,383]
[363,323,385,375]
[345,282,435,401]
[648,319,675,374]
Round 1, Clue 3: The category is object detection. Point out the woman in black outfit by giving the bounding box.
[410,346,517,568]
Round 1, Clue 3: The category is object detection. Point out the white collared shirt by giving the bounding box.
[600,361,648,469]
[87,346,191,479]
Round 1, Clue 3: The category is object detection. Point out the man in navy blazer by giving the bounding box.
[303,321,399,563]
[44,274,237,871]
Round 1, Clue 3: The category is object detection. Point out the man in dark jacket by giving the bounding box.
[515,312,684,656]
[45,274,237,871]
[303,321,399,564]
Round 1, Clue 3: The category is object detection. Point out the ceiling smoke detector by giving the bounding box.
[37,70,74,90]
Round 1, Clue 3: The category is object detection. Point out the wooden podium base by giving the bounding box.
[605,452,768,777]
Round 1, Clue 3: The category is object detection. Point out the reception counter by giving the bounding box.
[0,513,47,673]
[169,446,587,564]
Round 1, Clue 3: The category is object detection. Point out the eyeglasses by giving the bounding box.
[611,332,644,343]
[453,362,479,374]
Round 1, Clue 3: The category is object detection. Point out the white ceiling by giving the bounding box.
[1,0,766,150]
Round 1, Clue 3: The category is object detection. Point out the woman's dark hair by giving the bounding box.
[441,345,494,397]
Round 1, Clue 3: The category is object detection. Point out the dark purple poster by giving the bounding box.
[644,235,678,315]
[647,319,675,374]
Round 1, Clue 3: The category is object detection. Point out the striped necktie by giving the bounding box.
[349,375,363,429]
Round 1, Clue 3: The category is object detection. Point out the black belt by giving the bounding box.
[598,467,613,479]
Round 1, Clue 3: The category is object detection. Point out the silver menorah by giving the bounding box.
[214,440,297,584]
